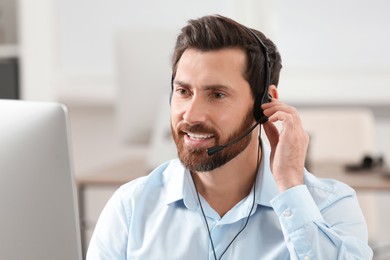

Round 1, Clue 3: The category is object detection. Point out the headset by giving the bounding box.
[248,29,272,123]
[170,28,272,156]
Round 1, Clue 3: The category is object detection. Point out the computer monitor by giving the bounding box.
[0,100,82,260]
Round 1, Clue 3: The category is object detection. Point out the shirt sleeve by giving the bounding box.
[86,187,130,260]
[270,185,373,260]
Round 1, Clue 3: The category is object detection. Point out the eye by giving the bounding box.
[179,88,188,95]
[175,87,191,97]
[212,92,226,99]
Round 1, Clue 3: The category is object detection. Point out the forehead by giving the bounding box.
[175,48,247,86]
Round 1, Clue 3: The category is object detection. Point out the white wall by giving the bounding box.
[17,0,390,105]
[50,0,390,105]
[54,0,241,104]
[272,0,390,105]
[18,0,57,101]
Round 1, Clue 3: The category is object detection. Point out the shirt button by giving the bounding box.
[283,209,292,217]
[304,256,310,260]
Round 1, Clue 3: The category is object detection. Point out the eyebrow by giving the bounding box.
[173,80,232,92]
[172,80,190,88]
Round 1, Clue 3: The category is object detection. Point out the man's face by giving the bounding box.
[170,48,255,172]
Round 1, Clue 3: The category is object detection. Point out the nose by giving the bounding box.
[182,95,208,125]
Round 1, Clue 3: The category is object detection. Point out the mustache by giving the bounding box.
[177,122,217,135]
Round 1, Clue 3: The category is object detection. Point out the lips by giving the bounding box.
[175,123,218,149]
[186,132,214,140]
[181,131,216,149]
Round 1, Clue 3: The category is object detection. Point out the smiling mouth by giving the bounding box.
[185,132,215,140]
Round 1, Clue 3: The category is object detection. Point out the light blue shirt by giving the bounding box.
[87,144,373,259]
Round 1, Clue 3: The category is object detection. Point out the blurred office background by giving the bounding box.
[1,0,390,258]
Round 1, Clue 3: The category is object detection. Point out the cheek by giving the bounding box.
[170,97,189,120]
[170,106,182,127]
[220,106,254,131]
[218,108,241,127]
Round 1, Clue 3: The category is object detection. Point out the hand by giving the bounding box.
[261,99,309,192]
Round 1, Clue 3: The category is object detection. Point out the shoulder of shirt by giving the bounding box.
[303,169,357,209]
[115,159,183,195]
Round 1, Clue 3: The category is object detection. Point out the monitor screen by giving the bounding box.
[0,100,82,260]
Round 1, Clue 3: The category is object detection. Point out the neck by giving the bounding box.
[192,131,261,216]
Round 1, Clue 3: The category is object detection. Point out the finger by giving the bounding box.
[261,98,284,110]
[262,103,297,117]
[263,105,302,127]
[268,110,310,151]
[261,97,280,107]
[262,121,279,149]
[268,111,295,130]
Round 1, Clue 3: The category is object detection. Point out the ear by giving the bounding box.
[268,85,279,100]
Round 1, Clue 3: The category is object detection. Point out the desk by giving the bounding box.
[311,161,390,191]
[77,157,149,187]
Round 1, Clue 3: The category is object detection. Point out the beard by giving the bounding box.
[171,110,255,172]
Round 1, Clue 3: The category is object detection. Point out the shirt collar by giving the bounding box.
[164,160,199,210]
[163,142,279,209]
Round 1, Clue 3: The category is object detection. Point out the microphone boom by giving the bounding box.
[206,121,262,156]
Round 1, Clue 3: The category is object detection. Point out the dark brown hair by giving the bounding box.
[172,15,282,98]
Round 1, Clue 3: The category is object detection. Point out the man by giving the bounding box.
[87,15,373,259]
